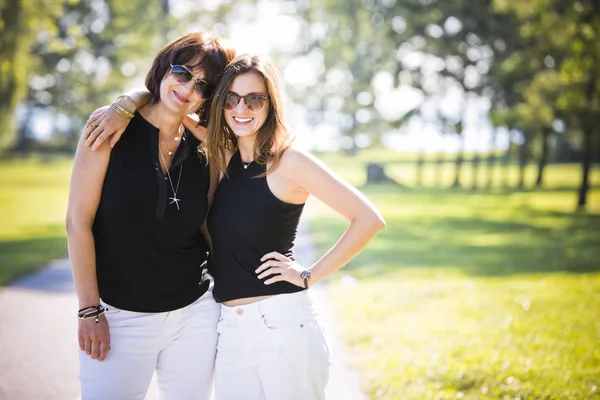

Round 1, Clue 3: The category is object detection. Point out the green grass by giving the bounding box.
[2,152,599,398]
[0,157,72,286]
[309,149,600,399]
[328,273,600,400]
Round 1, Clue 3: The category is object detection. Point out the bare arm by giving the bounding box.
[182,115,207,142]
[256,149,386,287]
[84,90,152,150]
[297,151,385,284]
[201,161,220,252]
[65,132,112,360]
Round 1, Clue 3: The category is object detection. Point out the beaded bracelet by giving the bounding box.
[110,102,135,119]
[116,95,139,111]
[77,305,107,323]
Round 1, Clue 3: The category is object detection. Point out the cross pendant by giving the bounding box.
[169,196,181,210]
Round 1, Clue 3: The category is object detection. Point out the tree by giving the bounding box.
[1,0,169,151]
[495,0,600,210]
[20,0,167,151]
[0,0,62,147]
[295,0,420,150]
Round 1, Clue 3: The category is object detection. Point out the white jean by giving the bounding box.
[215,290,332,400]
[79,290,220,400]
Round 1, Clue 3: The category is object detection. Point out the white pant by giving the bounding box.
[79,290,220,400]
[215,290,331,400]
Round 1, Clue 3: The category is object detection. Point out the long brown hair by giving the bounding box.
[205,54,294,176]
[145,32,236,126]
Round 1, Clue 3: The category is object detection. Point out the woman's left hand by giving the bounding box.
[84,105,130,150]
[256,252,305,288]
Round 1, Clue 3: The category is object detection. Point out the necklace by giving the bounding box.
[160,125,184,156]
[159,149,183,210]
[148,105,183,156]
[241,160,253,169]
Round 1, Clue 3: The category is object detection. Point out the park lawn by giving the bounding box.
[309,150,600,399]
[0,157,72,286]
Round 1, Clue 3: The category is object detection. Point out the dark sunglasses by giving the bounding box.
[169,64,211,98]
[224,92,269,113]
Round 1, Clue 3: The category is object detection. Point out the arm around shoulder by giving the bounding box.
[183,115,207,141]
[84,89,150,150]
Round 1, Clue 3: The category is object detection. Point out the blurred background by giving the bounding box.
[0,0,599,399]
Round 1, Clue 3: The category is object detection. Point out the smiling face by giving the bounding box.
[224,72,270,139]
[159,64,207,116]
[144,32,236,123]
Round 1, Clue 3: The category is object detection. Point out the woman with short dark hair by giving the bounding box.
[65,32,235,400]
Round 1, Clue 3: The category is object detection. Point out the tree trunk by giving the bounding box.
[436,152,444,187]
[577,128,593,211]
[452,135,464,188]
[576,62,598,210]
[471,153,480,190]
[536,127,551,187]
[0,0,27,147]
[502,131,513,188]
[415,151,425,187]
[486,130,497,188]
[518,134,530,190]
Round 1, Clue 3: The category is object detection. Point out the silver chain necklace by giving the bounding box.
[241,160,253,169]
[149,104,183,209]
[159,148,183,210]
[160,124,183,156]
[149,103,183,156]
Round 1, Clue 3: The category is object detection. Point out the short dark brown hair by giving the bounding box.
[145,32,236,125]
[205,54,294,177]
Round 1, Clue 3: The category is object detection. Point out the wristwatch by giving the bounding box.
[300,270,311,289]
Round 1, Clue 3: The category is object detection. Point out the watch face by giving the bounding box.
[301,270,311,279]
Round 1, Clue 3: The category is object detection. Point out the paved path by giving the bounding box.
[0,259,79,400]
[0,217,368,399]
[296,221,369,400]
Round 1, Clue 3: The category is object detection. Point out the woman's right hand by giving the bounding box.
[78,315,111,361]
[84,106,132,150]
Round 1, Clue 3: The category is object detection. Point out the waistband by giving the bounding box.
[220,290,317,324]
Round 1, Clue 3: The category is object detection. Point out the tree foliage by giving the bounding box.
[294,0,598,208]
[1,0,167,149]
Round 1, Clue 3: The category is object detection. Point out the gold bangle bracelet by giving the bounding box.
[115,95,139,111]
[110,102,135,119]
[110,102,134,119]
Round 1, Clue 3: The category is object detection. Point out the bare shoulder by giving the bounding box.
[278,146,321,170]
[72,129,112,178]
[275,147,336,193]
[76,129,112,158]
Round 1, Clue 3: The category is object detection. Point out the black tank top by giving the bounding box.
[92,113,210,312]
[207,150,305,303]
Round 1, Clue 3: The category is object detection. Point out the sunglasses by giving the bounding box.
[169,64,211,97]
[224,92,269,113]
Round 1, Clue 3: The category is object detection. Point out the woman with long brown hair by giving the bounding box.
[204,54,385,399]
